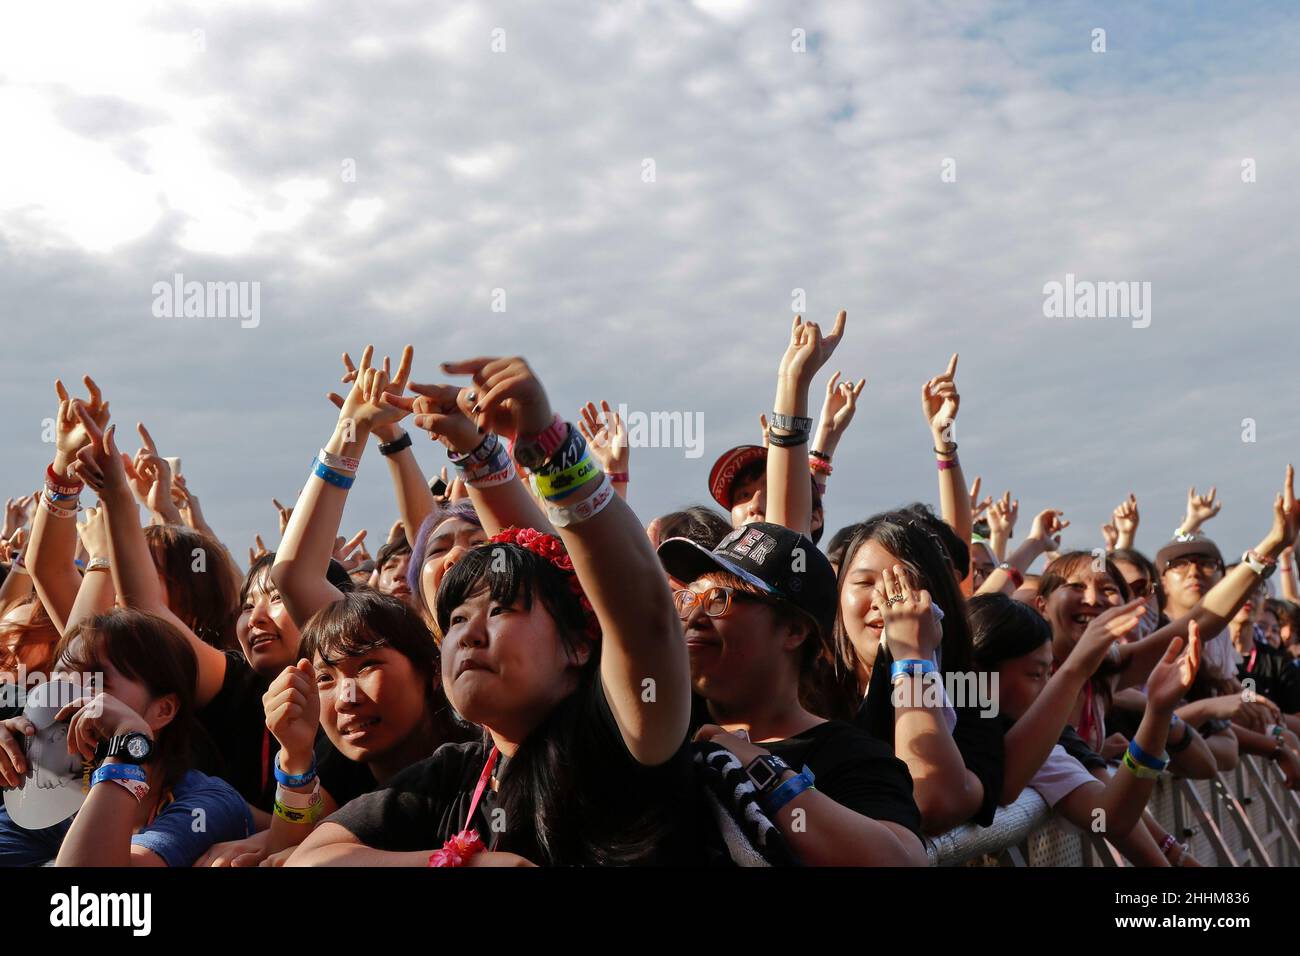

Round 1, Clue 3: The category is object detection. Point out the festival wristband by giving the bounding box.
[766,429,809,448]
[809,449,831,462]
[86,556,111,573]
[91,763,149,801]
[450,432,501,467]
[762,766,816,817]
[45,489,81,502]
[312,458,356,490]
[936,457,958,471]
[890,659,937,682]
[46,463,84,495]
[377,430,413,457]
[465,457,517,490]
[41,493,80,519]
[807,456,832,476]
[275,780,323,808]
[768,412,813,433]
[608,472,629,484]
[545,473,616,528]
[318,448,360,473]
[273,752,318,788]
[274,795,324,826]
[997,562,1023,588]
[532,455,599,500]
[525,424,587,475]
[1121,750,1162,780]
[1126,739,1168,773]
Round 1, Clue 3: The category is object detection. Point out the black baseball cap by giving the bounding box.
[657,521,837,643]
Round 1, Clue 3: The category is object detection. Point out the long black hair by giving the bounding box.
[969,593,1053,670]
[434,541,667,864]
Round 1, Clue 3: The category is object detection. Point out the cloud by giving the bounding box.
[2,0,1299,560]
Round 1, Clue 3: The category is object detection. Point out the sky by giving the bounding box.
[2,0,1299,567]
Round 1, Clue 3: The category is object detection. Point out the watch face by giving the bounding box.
[125,736,150,759]
[747,759,777,790]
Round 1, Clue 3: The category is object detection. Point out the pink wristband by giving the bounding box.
[936,457,958,471]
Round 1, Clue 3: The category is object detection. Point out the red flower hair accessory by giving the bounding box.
[488,527,601,640]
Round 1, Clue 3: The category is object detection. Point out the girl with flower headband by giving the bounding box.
[291,356,700,866]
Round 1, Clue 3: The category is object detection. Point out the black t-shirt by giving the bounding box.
[316,736,379,808]
[855,644,1004,827]
[1058,724,1107,772]
[330,679,706,865]
[192,652,275,811]
[1239,642,1300,715]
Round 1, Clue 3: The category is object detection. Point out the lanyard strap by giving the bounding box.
[464,746,500,833]
[1247,647,1257,673]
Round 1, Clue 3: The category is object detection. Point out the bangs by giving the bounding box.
[435,544,536,628]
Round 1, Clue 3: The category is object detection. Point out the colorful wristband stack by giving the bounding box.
[312,456,356,490]
[43,463,84,518]
[767,411,811,449]
[1121,739,1169,780]
[274,781,325,825]
[449,432,517,488]
[91,763,150,801]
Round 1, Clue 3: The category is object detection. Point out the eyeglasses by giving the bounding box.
[1167,557,1223,576]
[674,586,770,620]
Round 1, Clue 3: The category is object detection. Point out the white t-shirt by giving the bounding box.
[1200,630,1242,682]
[1027,744,1099,808]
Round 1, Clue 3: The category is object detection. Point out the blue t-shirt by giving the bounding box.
[0,769,252,867]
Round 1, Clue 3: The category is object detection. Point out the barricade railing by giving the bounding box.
[926,755,1298,867]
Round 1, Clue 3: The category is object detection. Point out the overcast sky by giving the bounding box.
[3,0,1298,567]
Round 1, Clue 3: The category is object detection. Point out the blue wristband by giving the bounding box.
[890,659,937,682]
[312,458,356,490]
[762,765,816,817]
[91,764,147,787]
[274,753,318,788]
[1127,739,1168,773]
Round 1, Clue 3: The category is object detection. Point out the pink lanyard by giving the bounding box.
[464,746,500,834]
[1247,647,1257,674]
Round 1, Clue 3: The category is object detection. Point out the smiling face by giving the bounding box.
[441,585,588,748]
[314,645,431,763]
[236,570,301,677]
[419,518,488,623]
[1038,564,1124,656]
[995,641,1054,722]
[838,538,904,671]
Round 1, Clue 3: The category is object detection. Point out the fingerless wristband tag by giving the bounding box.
[312,458,356,490]
[533,456,599,500]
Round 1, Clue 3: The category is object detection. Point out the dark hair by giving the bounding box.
[1039,551,1132,605]
[969,593,1053,670]
[1109,547,1160,606]
[654,506,732,550]
[822,508,974,720]
[826,522,864,570]
[436,541,666,864]
[901,502,970,580]
[300,590,440,695]
[56,609,197,789]
[144,525,239,651]
[239,552,276,606]
[406,502,484,619]
[376,537,412,571]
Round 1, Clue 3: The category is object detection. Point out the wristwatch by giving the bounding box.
[102,732,154,765]
[743,753,792,801]
[1242,550,1277,579]
[512,415,570,471]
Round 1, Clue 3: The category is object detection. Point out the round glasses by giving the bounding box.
[674,586,769,620]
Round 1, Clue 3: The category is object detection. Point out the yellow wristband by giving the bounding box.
[532,455,599,500]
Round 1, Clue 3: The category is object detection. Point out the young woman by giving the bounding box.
[406,500,488,628]
[969,594,1201,851]
[290,354,697,866]
[831,509,1004,834]
[0,609,252,866]
[659,522,927,865]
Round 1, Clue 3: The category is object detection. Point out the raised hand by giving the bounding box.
[332,530,368,570]
[1069,599,1146,674]
[1146,622,1201,715]
[386,382,481,454]
[1027,508,1069,550]
[273,498,293,535]
[77,505,111,560]
[988,492,1018,539]
[1263,465,1300,554]
[968,476,992,519]
[337,345,414,434]
[1112,493,1139,545]
[578,400,628,475]
[56,691,150,761]
[758,413,770,449]
[53,376,109,461]
[875,564,941,661]
[132,423,177,518]
[819,371,866,435]
[921,353,960,447]
[2,495,34,540]
[249,535,269,566]
[67,404,128,496]
[1181,486,1221,534]
[778,311,847,388]
[439,356,553,441]
[263,659,320,765]
[1101,522,1118,550]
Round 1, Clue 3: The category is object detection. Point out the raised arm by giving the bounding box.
[975,508,1067,597]
[444,356,690,765]
[62,506,117,635]
[986,491,1018,563]
[578,400,630,500]
[1113,494,1139,551]
[68,406,228,706]
[272,345,412,627]
[765,311,845,535]
[27,378,109,634]
[809,372,865,498]
[1177,486,1221,538]
[922,354,972,546]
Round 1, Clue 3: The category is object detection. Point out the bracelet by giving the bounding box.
[45,489,81,502]
[1121,749,1162,780]
[934,442,957,455]
[317,448,360,473]
[812,478,827,497]
[996,562,1023,588]
[1167,716,1196,755]
[1126,739,1169,773]
[545,473,616,528]
[766,429,809,448]
[608,472,629,484]
[807,456,832,476]
[762,766,816,817]
[312,458,356,490]
[532,455,600,501]
[377,430,413,457]
[10,554,27,572]
[86,556,110,573]
[1159,833,1177,854]
[465,459,518,490]
[809,449,831,462]
[457,441,513,484]
[273,752,318,788]
[1242,549,1277,578]
[46,463,84,495]
[768,412,813,433]
[890,659,937,683]
[428,830,487,867]
[41,492,80,519]
[274,794,324,826]
[450,432,501,467]
[936,457,958,471]
[1269,723,1286,739]
[275,780,323,809]
[91,763,150,801]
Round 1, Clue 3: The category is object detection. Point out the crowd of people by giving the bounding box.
[2,312,1299,867]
